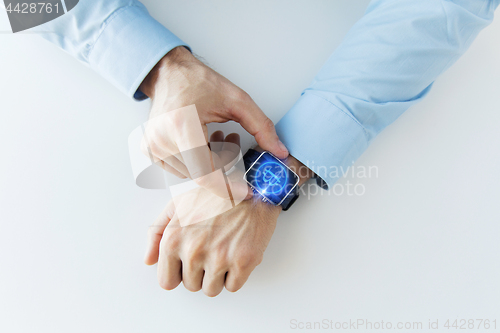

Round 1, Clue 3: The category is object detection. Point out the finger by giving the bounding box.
[224,133,240,147]
[175,114,236,199]
[182,263,204,292]
[157,251,182,290]
[162,154,190,178]
[147,137,191,177]
[222,133,253,200]
[209,130,224,143]
[225,268,251,293]
[207,133,251,201]
[208,130,224,154]
[141,133,176,164]
[144,201,176,265]
[229,96,288,159]
[160,160,187,179]
[177,141,234,200]
[210,133,241,170]
[174,109,215,180]
[202,269,227,297]
[142,137,190,178]
[179,144,214,179]
[219,133,241,169]
[225,167,253,201]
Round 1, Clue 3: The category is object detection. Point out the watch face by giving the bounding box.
[244,152,299,205]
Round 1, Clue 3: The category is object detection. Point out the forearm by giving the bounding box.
[35,0,188,99]
[307,0,499,136]
[276,0,499,189]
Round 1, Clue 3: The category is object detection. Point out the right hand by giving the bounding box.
[139,46,288,200]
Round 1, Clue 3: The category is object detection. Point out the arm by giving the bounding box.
[138,46,288,200]
[35,0,187,99]
[144,132,311,297]
[275,0,500,189]
[36,1,288,197]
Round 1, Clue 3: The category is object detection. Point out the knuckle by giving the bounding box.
[235,252,261,271]
[184,242,206,264]
[161,238,180,254]
[186,251,204,264]
[159,232,181,254]
[226,88,251,112]
[252,254,263,267]
[213,245,229,263]
[233,89,251,102]
[209,265,228,281]
[170,110,185,129]
[262,117,276,132]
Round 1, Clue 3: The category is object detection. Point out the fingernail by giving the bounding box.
[278,140,288,154]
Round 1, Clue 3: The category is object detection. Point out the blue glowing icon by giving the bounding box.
[263,168,280,185]
[255,162,288,194]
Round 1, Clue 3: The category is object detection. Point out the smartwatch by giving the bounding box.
[243,149,300,211]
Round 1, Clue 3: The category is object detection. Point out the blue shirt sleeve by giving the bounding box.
[33,0,189,100]
[275,0,499,189]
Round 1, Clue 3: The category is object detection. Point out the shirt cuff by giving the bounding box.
[275,92,370,190]
[87,4,189,100]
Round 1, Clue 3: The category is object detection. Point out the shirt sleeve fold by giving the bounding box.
[276,0,499,189]
[35,0,189,100]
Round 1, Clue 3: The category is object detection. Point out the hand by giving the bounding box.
[144,186,281,297]
[143,139,314,296]
[139,46,288,199]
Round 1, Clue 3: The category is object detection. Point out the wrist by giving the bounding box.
[286,154,313,187]
[139,46,197,99]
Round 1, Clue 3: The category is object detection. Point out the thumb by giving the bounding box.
[230,94,289,159]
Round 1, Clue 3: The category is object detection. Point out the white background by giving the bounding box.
[1,1,500,332]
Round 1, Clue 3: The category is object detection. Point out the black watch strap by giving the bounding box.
[279,186,300,211]
[243,149,299,211]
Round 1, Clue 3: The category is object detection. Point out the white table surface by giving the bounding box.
[1,1,499,332]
